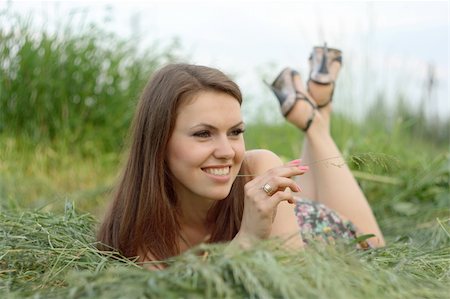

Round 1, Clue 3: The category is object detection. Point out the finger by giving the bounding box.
[270,189,296,206]
[247,163,309,189]
[250,177,302,197]
[245,164,309,196]
[287,159,302,166]
[264,164,309,181]
[283,187,296,204]
[258,177,301,195]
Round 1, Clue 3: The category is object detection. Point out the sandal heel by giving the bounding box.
[265,68,297,117]
[265,68,318,132]
[308,42,343,108]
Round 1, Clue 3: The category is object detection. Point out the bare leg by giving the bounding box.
[296,148,316,201]
[289,75,317,202]
[289,69,385,247]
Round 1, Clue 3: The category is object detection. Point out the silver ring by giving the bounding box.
[262,183,273,195]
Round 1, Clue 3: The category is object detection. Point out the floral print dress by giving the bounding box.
[294,198,370,249]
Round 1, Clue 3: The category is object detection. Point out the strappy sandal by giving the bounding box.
[307,43,342,108]
[265,67,317,132]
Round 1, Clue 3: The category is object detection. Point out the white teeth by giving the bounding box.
[203,167,230,176]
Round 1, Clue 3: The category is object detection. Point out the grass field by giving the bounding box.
[1,114,449,298]
[1,10,449,298]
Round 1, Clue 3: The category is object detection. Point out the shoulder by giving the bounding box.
[244,149,283,175]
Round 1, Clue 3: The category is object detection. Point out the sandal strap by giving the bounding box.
[266,67,316,131]
[295,92,317,132]
[296,91,318,109]
[303,109,316,132]
[307,80,335,109]
[280,93,297,116]
[308,43,342,85]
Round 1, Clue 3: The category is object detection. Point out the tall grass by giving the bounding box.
[0,11,180,152]
[364,93,450,148]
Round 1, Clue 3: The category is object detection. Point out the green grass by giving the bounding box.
[1,204,449,299]
[1,113,449,298]
[0,137,120,215]
[1,7,449,298]
[0,10,181,152]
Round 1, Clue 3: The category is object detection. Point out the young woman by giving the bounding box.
[97,46,385,267]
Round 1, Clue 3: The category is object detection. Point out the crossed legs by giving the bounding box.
[288,67,385,247]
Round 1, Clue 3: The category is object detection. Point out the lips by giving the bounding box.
[202,166,231,176]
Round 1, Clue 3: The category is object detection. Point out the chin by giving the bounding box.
[205,187,233,201]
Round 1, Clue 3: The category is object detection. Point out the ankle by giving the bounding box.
[305,111,330,137]
[286,100,315,130]
[319,105,332,124]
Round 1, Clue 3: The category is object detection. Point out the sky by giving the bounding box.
[2,0,449,122]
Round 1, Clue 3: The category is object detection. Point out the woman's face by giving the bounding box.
[166,90,245,202]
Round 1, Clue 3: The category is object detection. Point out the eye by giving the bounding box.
[229,128,245,136]
[193,130,211,138]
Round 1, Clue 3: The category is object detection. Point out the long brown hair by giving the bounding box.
[97,64,247,261]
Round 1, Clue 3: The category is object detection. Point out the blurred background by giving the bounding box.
[0,0,448,217]
[2,1,448,122]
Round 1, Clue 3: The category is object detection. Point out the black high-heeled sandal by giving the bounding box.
[265,67,317,132]
[308,43,342,108]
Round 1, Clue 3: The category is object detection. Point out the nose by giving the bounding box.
[213,135,235,160]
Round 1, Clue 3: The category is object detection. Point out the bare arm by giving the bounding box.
[237,150,303,249]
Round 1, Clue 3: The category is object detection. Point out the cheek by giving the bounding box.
[167,140,208,169]
[234,140,246,162]
[168,146,189,171]
[166,139,185,172]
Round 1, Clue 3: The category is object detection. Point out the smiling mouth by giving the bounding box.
[202,166,231,176]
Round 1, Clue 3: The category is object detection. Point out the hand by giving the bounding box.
[238,160,309,243]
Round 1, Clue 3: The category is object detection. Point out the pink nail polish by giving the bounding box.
[288,159,302,165]
[298,165,309,171]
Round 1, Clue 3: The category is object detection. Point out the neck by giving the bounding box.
[177,195,214,249]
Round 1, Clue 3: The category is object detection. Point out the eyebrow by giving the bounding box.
[190,121,245,130]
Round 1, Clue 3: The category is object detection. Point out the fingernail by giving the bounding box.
[296,184,302,192]
[298,165,309,171]
[288,159,302,165]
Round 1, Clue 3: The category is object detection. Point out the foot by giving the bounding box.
[307,60,341,109]
[267,68,298,117]
[266,68,317,131]
[307,44,342,110]
[287,72,318,131]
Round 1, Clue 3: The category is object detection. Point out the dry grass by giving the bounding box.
[1,204,449,299]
